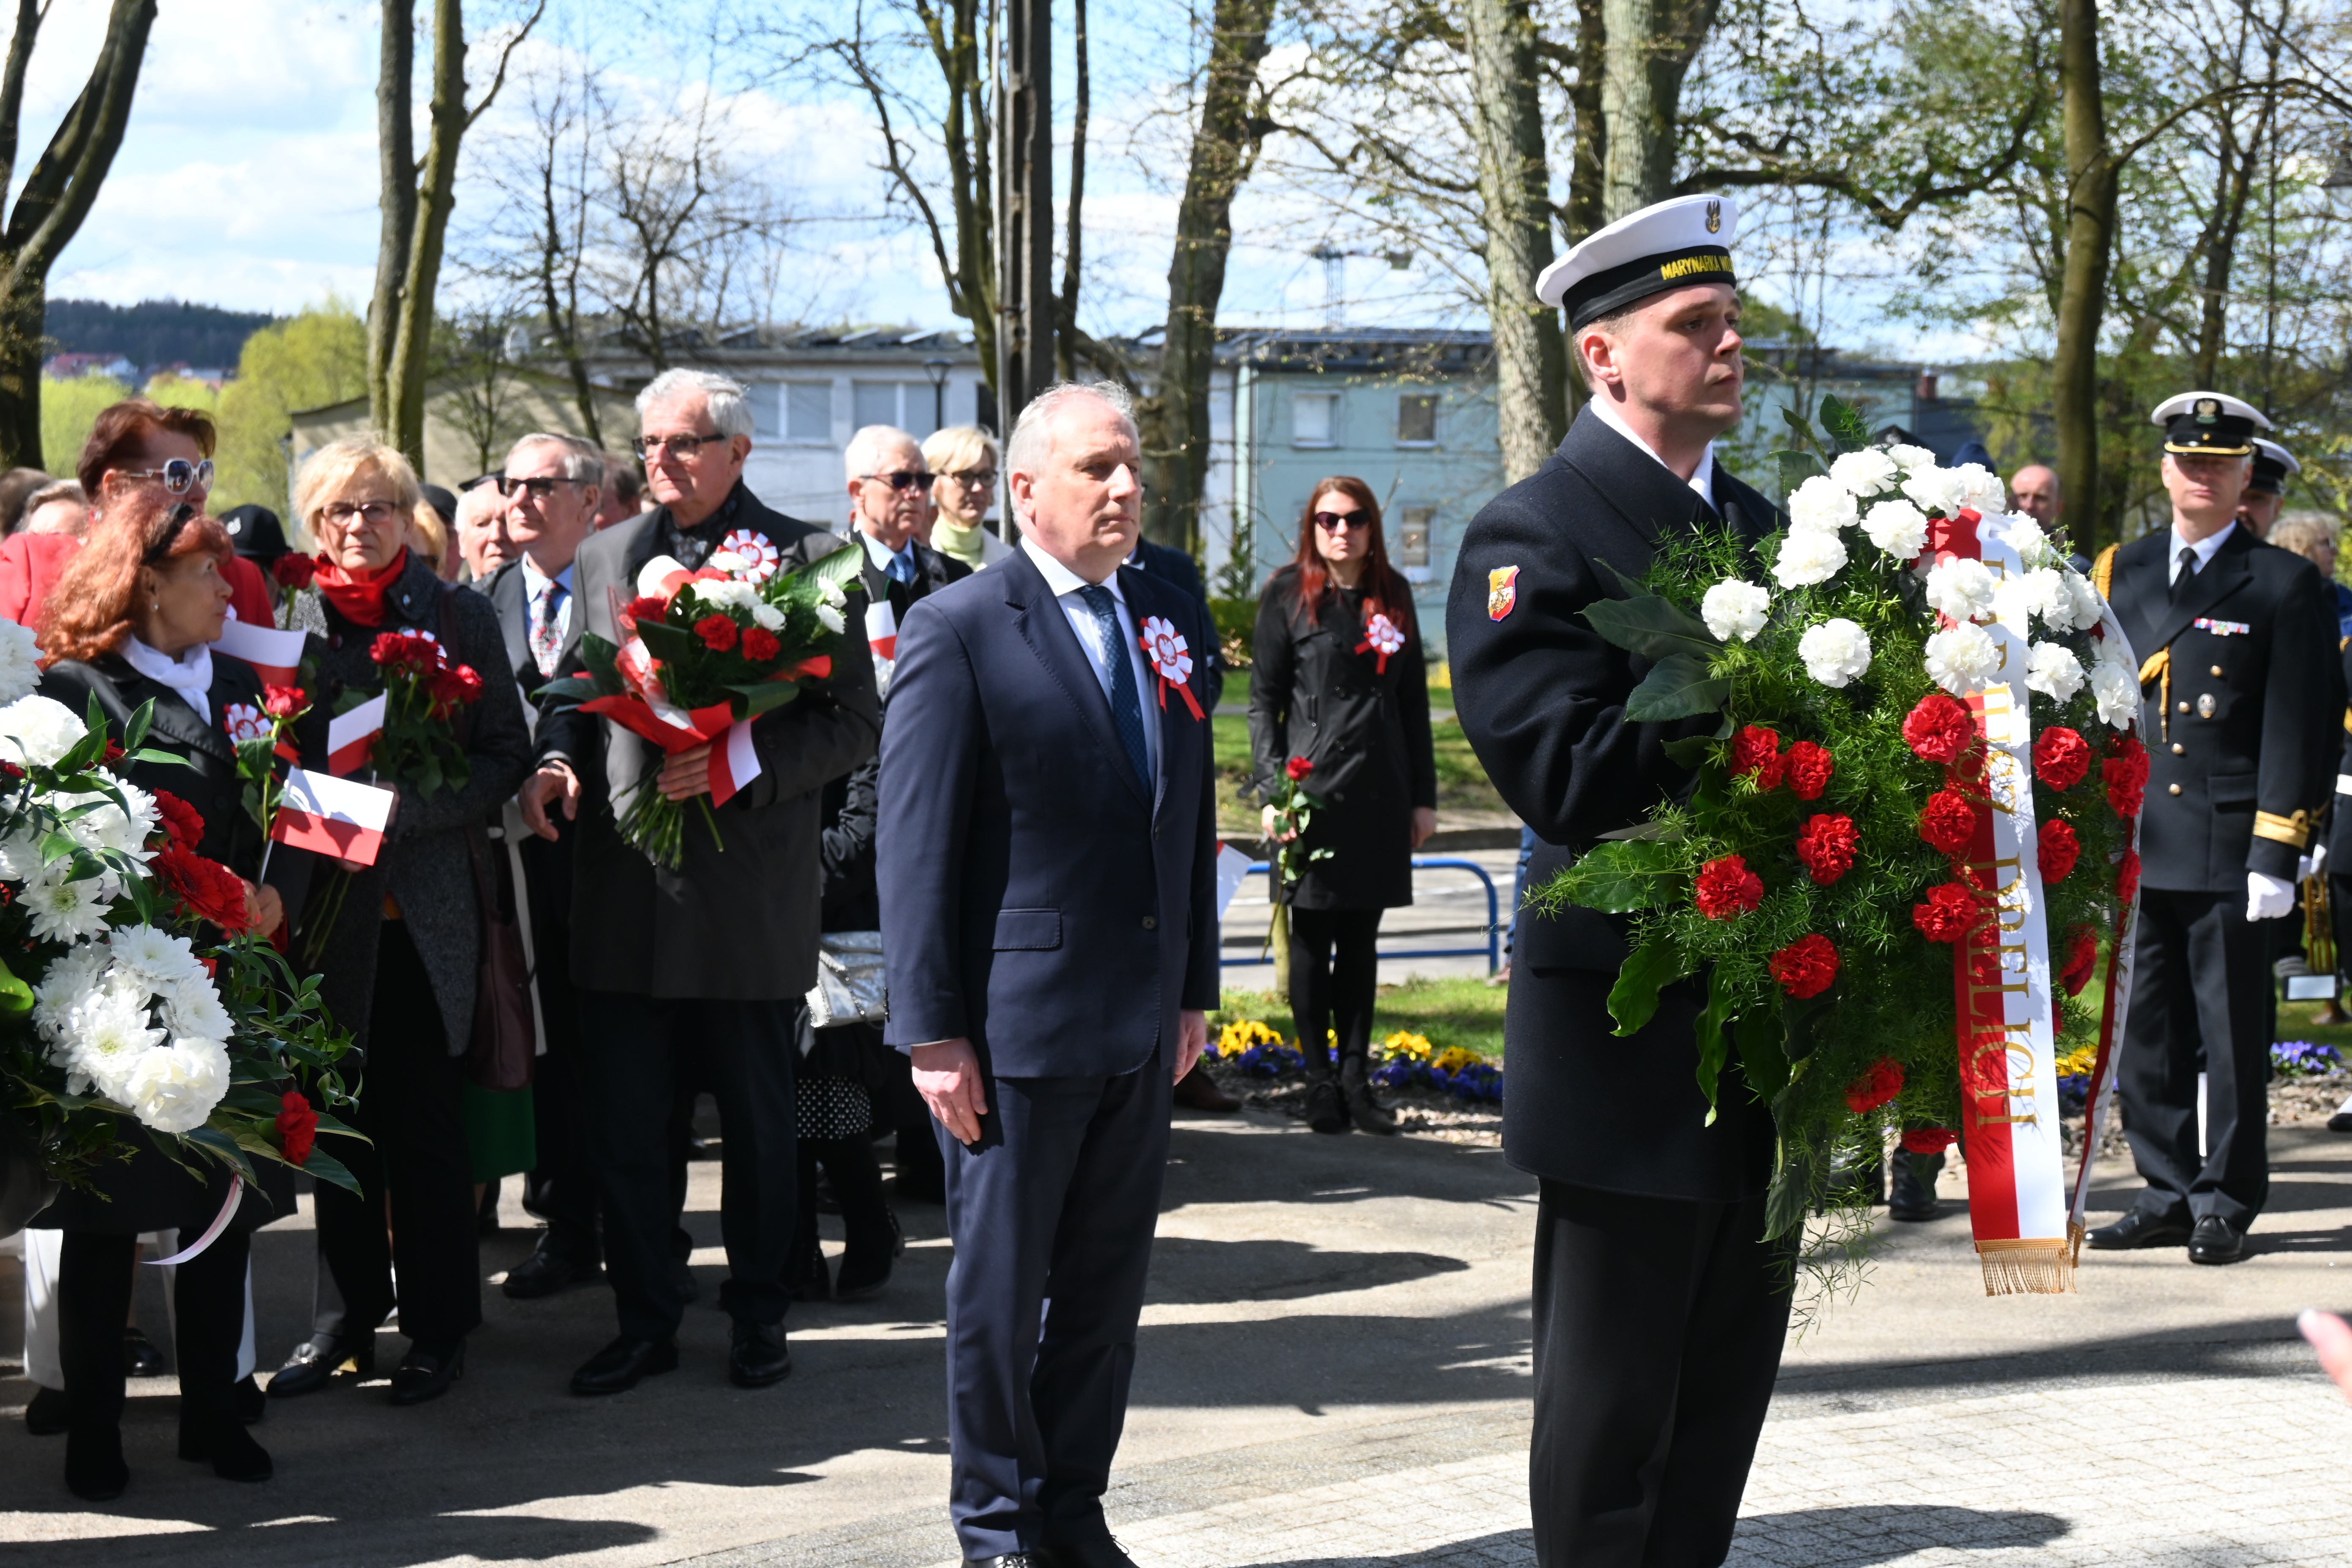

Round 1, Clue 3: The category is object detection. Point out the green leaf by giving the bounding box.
[534,675,605,707]
[125,747,191,769]
[1764,1149,1815,1241]
[634,618,693,663]
[1694,967,1737,1125]
[1781,990,1833,1062]
[122,698,154,754]
[1608,933,1690,1036]
[300,1144,363,1197]
[1581,593,1721,664]
[579,631,622,690]
[1735,1002,1790,1098]
[799,535,867,591]
[726,680,803,719]
[1556,838,1679,913]
[1775,449,1826,496]
[1820,393,1871,453]
[1660,716,1732,768]
[1623,652,1729,722]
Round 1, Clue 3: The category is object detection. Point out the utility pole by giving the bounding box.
[997,0,1054,426]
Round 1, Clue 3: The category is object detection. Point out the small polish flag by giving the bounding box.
[270,768,396,866]
[212,618,307,686]
[866,599,899,662]
[708,717,762,807]
[1216,841,1253,919]
[327,692,387,776]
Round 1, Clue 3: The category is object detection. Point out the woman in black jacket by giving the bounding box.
[32,495,302,1497]
[1250,478,1438,1135]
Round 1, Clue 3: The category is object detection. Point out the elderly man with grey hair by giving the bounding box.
[521,368,882,1394]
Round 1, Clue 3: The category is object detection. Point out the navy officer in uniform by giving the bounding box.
[1447,193,1786,1568]
[2235,436,2298,539]
[2086,391,2334,1264]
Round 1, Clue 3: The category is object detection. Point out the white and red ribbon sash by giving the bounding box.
[145,1175,242,1266]
[1356,611,1405,674]
[2068,609,2144,1245]
[866,598,899,663]
[1139,616,1203,719]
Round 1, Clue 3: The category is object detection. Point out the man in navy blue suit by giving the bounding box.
[878,381,1221,1568]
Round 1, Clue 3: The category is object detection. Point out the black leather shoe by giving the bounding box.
[25,1385,65,1435]
[64,1426,128,1501]
[1345,1083,1399,1137]
[727,1320,792,1388]
[178,1414,272,1482]
[389,1339,466,1406]
[1038,1529,1140,1568]
[835,1248,893,1302]
[123,1326,164,1378]
[2085,1210,2192,1251]
[570,1336,678,1396]
[2188,1214,2246,1265]
[233,1376,265,1425]
[967,1557,1047,1568]
[1888,1162,1940,1222]
[1304,1081,1348,1134]
[267,1333,375,1398]
[670,1257,700,1305]
[2331,1101,2352,1133]
[1174,1062,1241,1112]
[504,1249,605,1301]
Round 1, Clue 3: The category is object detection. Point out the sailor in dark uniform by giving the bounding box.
[2085,391,2335,1264]
[1446,194,1785,1568]
[2237,436,2298,540]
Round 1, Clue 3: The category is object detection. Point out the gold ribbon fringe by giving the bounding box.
[1977,1237,2077,1297]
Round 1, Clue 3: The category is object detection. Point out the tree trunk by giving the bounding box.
[369,0,418,442]
[538,153,600,446]
[2053,0,2115,550]
[384,0,470,471]
[1056,0,1088,384]
[2189,98,2271,389]
[1466,0,1567,483]
[1596,0,1717,220]
[1141,0,1277,554]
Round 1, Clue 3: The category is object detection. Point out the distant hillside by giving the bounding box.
[45,298,278,372]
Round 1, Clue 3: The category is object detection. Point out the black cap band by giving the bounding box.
[1565,245,1736,330]
[2246,452,2289,495]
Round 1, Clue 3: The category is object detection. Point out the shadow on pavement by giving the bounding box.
[1775,1311,2338,1398]
[1730,1504,2069,1563]
[1147,1237,1470,1303]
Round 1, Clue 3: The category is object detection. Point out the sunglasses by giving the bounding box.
[1313,510,1368,532]
[862,470,929,492]
[120,458,214,495]
[496,474,588,499]
[633,432,727,459]
[940,468,998,488]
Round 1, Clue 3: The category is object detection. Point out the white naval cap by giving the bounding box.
[1535,194,1739,328]
[2248,437,2300,495]
[2148,390,2270,457]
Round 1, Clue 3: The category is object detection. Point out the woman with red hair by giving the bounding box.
[1249,477,1439,1135]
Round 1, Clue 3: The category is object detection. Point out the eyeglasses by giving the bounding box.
[1313,510,1368,532]
[496,474,588,499]
[940,468,998,489]
[320,500,403,527]
[861,471,929,492]
[119,458,214,495]
[633,432,727,459]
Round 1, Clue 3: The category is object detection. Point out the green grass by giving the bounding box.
[1216,973,1508,1061]
[1212,708,1511,834]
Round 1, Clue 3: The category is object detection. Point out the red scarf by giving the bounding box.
[313,549,409,628]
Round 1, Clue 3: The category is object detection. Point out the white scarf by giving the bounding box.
[121,635,215,724]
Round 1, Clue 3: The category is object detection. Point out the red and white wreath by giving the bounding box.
[717,529,781,583]
[1138,615,1203,719]
[1356,611,1406,673]
[222,702,271,745]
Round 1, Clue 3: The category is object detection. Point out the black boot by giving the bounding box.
[1301,1043,1348,1134]
[173,1229,271,1478]
[1340,1054,1396,1137]
[1889,1153,1943,1221]
[59,1231,135,1501]
[825,1135,899,1302]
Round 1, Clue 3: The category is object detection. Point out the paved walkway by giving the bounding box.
[5,1111,2352,1566]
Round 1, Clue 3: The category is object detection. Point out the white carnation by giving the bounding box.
[1787,474,1859,534]
[0,617,38,705]
[706,550,747,577]
[2001,513,2052,569]
[1887,444,1938,471]
[691,579,760,613]
[1925,557,1999,623]
[2061,572,2106,632]
[0,694,85,770]
[1861,499,1929,559]
[2020,568,2071,627]
[1952,464,2008,514]
[2023,641,2086,703]
[2091,659,2140,729]
[1829,449,1902,499]
[119,1037,230,1135]
[1772,526,1849,589]
[1798,618,1873,688]
[750,602,786,633]
[1700,579,1770,643]
[815,604,845,635]
[1925,623,2003,695]
[24,862,114,943]
[1901,466,1968,516]
[817,576,847,608]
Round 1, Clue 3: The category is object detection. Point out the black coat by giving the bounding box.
[32,650,304,1234]
[1249,566,1436,909]
[2101,525,2336,892]
[1445,407,1781,1200]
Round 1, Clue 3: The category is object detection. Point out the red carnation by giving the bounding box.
[2103,737,2148,820]
[1902,693,1975,764]
[272,554,316,590]
[275,1089,318,1166]
[2116,848,2141,904]
[2038,819,2081,884]
[694,614,739,652]
[2061,925,2099,996]
[1730,724,1784,790]
[1694,854,1764,920]
[2032,726,2091,792]
[1900,1127,1956,1155]
[1770,934,1840,999]
[263,684,306,719]
[741,627,781,662]
[623,594,669,626]
[1913,881,1984,943]
[1286,756,1314,781]
[1794,813,1859,885]
[1784,740,1834,801]
[99,738,125,768]
[1918,787,1979,857]
[1845,1056,1905,1115]
[151,788,204,850]
[155,846,255,934]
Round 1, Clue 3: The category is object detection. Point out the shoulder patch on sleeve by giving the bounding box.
[1487,566,1519,621]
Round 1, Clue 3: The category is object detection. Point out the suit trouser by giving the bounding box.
[2121,887,2273,1230]
[22,1227,257,1388]
[1530,1179,1789,1568]
[577,991,799,1338]
[940,1047,1169,1559]
[312,922,482,1346]
[519,838,602,1266]
[60,1228,248,1436]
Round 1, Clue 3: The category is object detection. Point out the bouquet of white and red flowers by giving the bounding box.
[1527,401,2144,1296]
[542,539,861,867]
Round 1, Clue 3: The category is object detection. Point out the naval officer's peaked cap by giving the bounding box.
[1536,194,1740,329]
[2150,390,2270,458]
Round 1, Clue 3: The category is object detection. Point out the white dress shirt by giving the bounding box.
[520,556,576,646]
[1589,395,1718,508]
[1021,534,1157,783]
[2167,520,2235,584]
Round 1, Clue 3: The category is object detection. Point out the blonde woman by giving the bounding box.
[920,424,1013,571]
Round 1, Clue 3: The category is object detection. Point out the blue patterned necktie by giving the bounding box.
[1078,583,1150,788]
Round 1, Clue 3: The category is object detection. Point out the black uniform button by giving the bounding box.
[2210,665,2224,677]
[1142,915,1157,930]
[2168,783,2183,795]
[2172,743,2185,755]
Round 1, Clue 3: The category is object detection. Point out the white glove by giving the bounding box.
[2248,871,2296,921]
[2303,844,2330,880]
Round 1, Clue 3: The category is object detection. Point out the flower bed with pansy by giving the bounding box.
[1527,418,2141,1241]
[1200,1020,1505,1143]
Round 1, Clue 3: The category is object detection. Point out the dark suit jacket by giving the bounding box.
[1127,539,1227,710]
[485,555,574,699]
[2103,524,2334,891]
[536,483,882,999]
[877,544,1220,1077]
[1445,406,1781,1199]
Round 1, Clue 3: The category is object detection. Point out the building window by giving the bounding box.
[1397,393,1437,446]
[784,382,832,442]
[1292,391,1340,447]
[852,380,901,430]
[1397,507,1433,569]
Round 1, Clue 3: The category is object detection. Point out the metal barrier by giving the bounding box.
[1222,856,1500,975]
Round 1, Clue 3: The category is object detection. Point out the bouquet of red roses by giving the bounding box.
[344,631,485,798]
[540,539,863,866]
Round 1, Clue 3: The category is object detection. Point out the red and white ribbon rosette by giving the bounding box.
[717,530,781,583]
[1139,616,1203,719]
[222,702,270,745]
[1356,612,1405,674]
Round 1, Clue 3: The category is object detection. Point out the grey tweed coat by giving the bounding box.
[290,553,534,1055]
